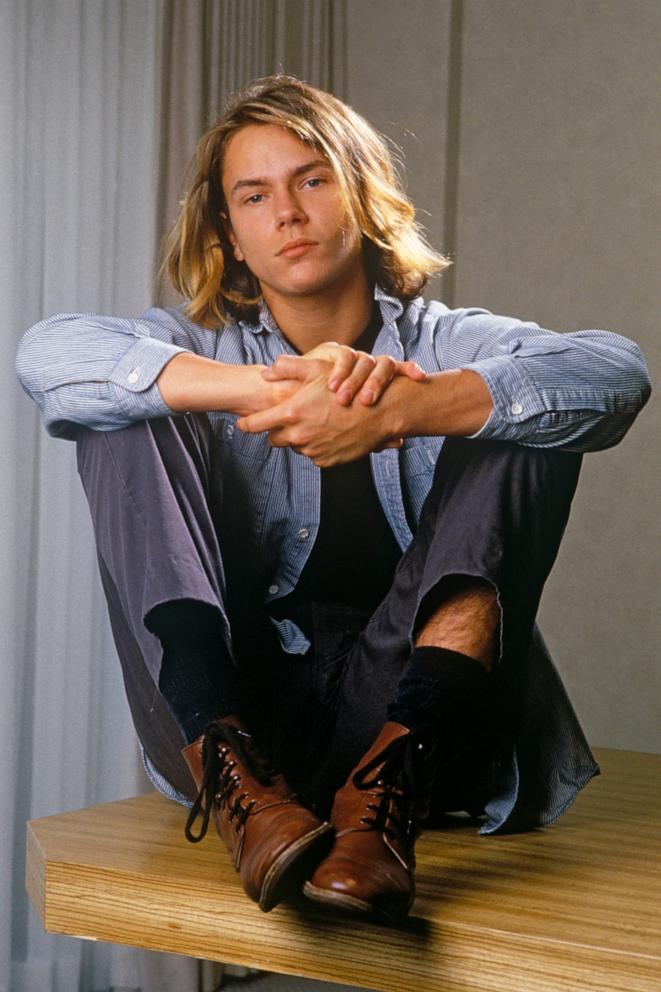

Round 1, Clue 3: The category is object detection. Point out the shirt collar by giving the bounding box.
[238,284,405,335]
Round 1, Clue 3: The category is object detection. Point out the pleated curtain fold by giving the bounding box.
[2,2,343,989]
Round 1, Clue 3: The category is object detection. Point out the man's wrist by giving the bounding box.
[236,365,274,415]
[371,370,494,441]
[373,376,416,440]
[157,353,272,417]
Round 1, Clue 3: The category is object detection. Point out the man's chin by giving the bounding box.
[258,252,367,304]
[261,272,339,301]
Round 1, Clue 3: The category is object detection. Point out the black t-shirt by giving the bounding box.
[272,307,402,615]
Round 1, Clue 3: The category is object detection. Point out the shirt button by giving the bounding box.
[298,528,310,540]
[226,424,235,437]
[127,369,140,384]
[511,402,523,415]
[268,584,279,595]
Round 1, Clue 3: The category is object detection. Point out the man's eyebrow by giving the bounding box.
[230,159,330,198]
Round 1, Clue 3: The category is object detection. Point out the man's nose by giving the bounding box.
[274,190,306,227]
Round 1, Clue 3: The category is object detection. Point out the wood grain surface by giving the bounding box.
[26,747,661,992]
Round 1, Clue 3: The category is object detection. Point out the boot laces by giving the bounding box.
[352,728,436,839]
[185,721,273,843]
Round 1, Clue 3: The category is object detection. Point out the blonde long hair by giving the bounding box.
[164,75,451,328]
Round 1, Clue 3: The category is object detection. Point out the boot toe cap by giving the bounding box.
[307,851,414,917]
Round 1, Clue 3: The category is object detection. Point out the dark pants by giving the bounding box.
[76,414,592,828]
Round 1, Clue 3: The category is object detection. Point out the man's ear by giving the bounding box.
[222,213,245,263]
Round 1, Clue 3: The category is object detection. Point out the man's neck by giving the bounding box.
[260,268,375,353]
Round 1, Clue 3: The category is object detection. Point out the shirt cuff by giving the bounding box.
[462,354,546,441]
[108,337,186,394]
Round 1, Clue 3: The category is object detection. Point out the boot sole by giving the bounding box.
[303,880,412,923]
[259,822,335,912]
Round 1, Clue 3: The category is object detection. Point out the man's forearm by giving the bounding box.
[383,369,494,440]
[157,352,276,417]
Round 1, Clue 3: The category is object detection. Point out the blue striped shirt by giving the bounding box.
[16,285,651,604]
[16,286,652,831]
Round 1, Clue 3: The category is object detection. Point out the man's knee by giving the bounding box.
[76,413,217,487]
[439,435,582,488]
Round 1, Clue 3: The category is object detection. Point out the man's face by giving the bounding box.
[221,123,364,304]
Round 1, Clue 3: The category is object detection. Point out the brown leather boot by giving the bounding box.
[303,722,436,920]
[182,715,334,912]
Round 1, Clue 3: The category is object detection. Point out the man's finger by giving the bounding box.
[267,429,313,457]
[356,355,397,405]
[266,428,293,448]
[262,356,323,382]
[374,437,404,451]
[328,348,358,391]
[301,340,340,363]
[335,353,379,405]
[397,360,427,382]
[236,403,290,434]
[353,359,428,405]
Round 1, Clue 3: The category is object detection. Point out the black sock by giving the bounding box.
[146,599,242,745]
[387,646,492,738]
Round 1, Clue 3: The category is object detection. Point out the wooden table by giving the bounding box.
[26,747,661,992]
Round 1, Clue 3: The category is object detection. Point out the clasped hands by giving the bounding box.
[236,343,427,467]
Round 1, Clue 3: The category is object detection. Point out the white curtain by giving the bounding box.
[2,1,343,990]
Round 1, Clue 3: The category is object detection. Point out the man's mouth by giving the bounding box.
[277,239,318,258]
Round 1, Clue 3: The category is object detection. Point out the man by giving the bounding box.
[16,76,651,921]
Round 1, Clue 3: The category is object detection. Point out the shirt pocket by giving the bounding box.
[210,413,272,461]
[399,437,441,478]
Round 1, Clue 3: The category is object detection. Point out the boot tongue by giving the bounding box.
[205,721,273,787]
[353,733,410,791]
[181,718,274,845]
[352,721,438,788]
[353,721,411,776]
[181,714,246,787]
[352,724,437,832]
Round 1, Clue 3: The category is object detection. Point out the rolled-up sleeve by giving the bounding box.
[16,308,216,438]
[433,307,652,451]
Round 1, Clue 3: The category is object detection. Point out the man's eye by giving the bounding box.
[303,177,324,189]
[245,194,264,204]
